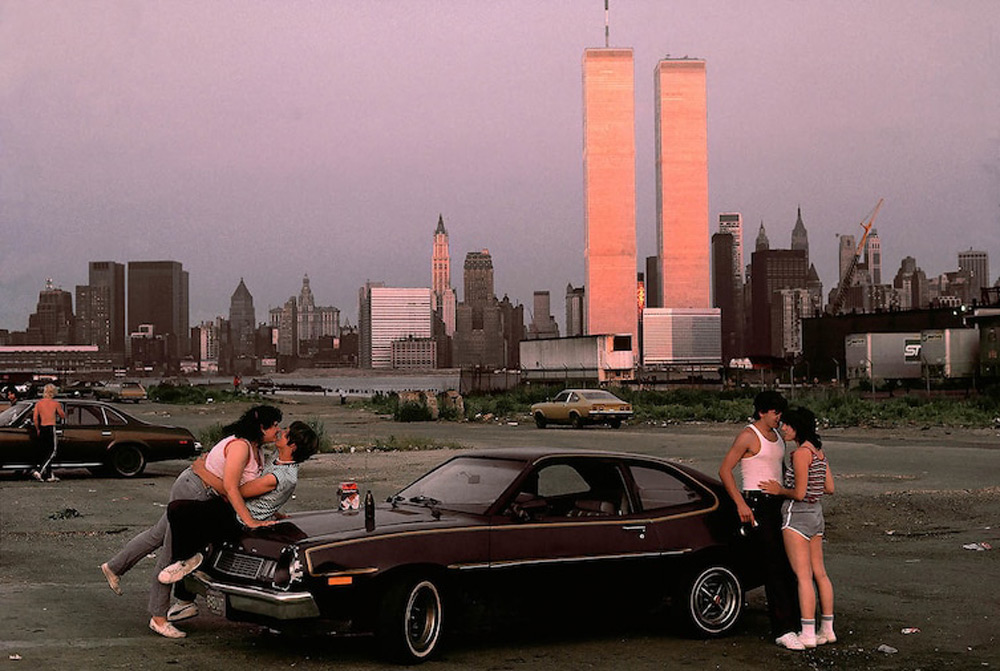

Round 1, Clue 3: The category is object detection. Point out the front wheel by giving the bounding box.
[377,575,444,664]
[676,565,743,636]
[534,413,547,429]
[109,444,146,478]
[571,413,585,429]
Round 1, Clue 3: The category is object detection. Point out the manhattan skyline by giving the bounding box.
[2,1,998,331]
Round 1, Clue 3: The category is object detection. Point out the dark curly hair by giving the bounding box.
[752,390,787,419]
[285,420,319,463]
[222,405,283,444]
[781,406,822,448]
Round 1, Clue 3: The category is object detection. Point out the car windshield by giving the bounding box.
[0,403,30,427]
[394,457,524,515]
[578,390,620,401]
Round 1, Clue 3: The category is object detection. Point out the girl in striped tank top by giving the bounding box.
[759,406,836,649]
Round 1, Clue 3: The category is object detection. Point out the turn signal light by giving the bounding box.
[327,576,353,586]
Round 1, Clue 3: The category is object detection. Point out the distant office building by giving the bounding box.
[78,261,125,358]
[838,235,856,286]
[565,284,586,337]
[296,275,339,344]
[582,47,637,349]
[749,249,809,357]
[865,229,882,285]
[229,278,256,359]
[718,214,744,288]
[655,58,710,310]
[644,256,660,309]
[391,337,437,369]
[270,297,299,358]
[452,250,523,369]
[773,288,815,357]
[712,232,742,360]
[790,208,809,263]
[642,308,721,366]
[27,279,74,345]
[359,283,433,369]
[128,261,189,359]
[527,291,560,340]
[958,249,990,298]
[431,216,457,336]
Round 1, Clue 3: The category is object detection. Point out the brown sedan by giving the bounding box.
[0,399,200,477]
[187,448,757,663]
[530,388,634,429]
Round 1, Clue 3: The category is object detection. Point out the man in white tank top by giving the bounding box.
[719,391,803,650]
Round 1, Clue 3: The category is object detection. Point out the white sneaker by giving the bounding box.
[799,632,817,648]
[817,631,837,645]
[776,631,806,650]
[157,552,203,585]
[167,600,199,622]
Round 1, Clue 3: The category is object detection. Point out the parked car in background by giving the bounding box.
[530,389,633,429]
[0,399,200,477]
[62,380,108,398]
[246,378,277,394]
[187,448,755,663]
[95,380,147,403]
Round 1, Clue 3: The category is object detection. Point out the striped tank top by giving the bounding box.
[784,445,827,503]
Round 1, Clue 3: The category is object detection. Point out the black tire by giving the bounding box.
[108,444,146,478]
[609,418,622,429]
[534,413,547,429]
[676,565,742,636]
[376,575,444,664]
[570,413,585,429]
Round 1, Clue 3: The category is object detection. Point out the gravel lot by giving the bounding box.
[1,397,998,670]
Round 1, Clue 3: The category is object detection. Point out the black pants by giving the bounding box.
[167,497,241,562]
[745,491,801,638]
[35,426,58,478]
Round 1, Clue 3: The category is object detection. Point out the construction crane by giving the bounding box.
[828,198,884,315]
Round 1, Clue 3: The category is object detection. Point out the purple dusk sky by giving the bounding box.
[2,1,998,331]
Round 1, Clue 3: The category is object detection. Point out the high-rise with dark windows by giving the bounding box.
[127,261,189,359]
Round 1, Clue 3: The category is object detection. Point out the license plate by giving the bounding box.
[205,588,226,618]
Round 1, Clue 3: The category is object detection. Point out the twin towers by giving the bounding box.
[583,48,710,353]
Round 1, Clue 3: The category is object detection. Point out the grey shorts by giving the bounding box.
[781,499,825,539]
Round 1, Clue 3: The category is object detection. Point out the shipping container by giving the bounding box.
[920,329,979,379]
[844,332,922,383]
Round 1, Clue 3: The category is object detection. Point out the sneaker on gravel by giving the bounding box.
[776,631,806,650]
[167,601,199,622]
[31,470,43,481]
[816,631,837,645]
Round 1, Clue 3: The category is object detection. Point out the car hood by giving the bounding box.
[254,503,484,547]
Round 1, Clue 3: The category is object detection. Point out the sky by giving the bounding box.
[2,1,998,332]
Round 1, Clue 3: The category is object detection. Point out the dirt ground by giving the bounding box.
[1,396,998,670]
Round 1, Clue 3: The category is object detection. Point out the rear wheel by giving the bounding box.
[676,565,743,636]
[109,445,146,478]
[570,413,585,429]
[534,413,547,429]
[377,575,444,664]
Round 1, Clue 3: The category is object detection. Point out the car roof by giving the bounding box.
[451,446,671,465]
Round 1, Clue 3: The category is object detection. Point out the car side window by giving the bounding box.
[568,392,579,403]
[65,405,104,427]
[530,460,631,518]
[103,408,127,426]
[553,391,571,403]
[629,464,707,512]
[537,464,588,498]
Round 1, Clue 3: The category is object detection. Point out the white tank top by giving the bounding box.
[740,423,784,491]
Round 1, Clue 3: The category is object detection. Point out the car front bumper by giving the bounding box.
[186,570,321,620]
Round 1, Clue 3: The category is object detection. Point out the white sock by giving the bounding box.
[820,614,835,635]
[801,618,816,638]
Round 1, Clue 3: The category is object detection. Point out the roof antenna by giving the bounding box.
[604,0,610,47]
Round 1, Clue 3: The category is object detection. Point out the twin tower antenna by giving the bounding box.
[604,0,610,47]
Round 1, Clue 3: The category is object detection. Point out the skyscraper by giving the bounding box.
[958,249,990,296]
[582,47,637,349]
[790,207,809,263]
[127,261,189,358]
[718,214,744,287]
[229,278,256,358]
[655,58,709,310]
[358,283,433,369]
[431,216,456,336]
[865,229,882,285]
[88,261,125,357]
[27,279,74,344]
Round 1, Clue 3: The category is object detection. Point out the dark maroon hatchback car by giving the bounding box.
[187,448,758,663]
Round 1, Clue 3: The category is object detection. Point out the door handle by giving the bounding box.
[622,524,647,540]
